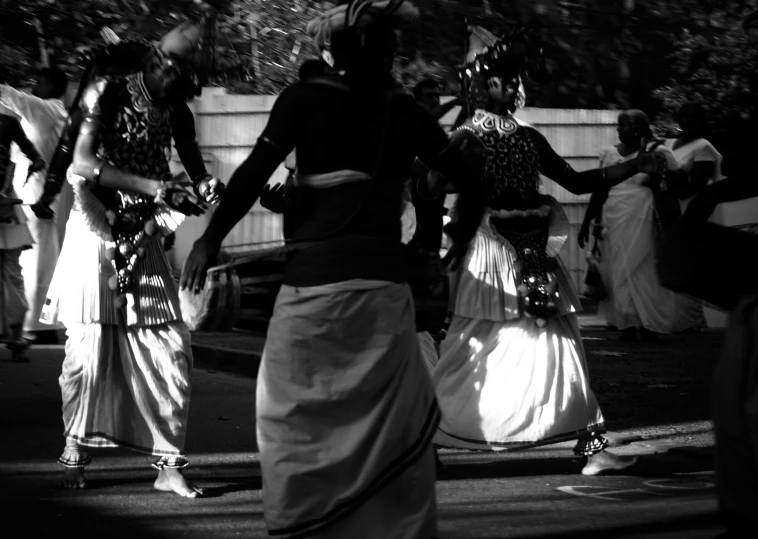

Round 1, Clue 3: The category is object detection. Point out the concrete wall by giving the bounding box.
[169,90,758,307]
[170,89,622,291]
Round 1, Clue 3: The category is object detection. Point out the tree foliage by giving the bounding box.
[0,0,756,123]
[653,0,758,175]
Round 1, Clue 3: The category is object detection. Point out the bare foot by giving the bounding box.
[582,450,639,476]
[154,468,203,498]
[60,467,86,489]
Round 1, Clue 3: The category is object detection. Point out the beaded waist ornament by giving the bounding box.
[491,202,560,327]
[103,191,163,310]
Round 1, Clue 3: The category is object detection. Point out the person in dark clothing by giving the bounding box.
[408,78,458,255]
[180,2,482,535]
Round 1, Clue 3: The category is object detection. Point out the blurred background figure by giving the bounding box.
[580,110,690,341]
[0,67,70,345]
[0,108,45,361]
[664,102,724,332]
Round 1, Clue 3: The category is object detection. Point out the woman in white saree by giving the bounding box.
[581,110,690,341]
[664,103,725,331]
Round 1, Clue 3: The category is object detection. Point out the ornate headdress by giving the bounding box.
[79,20,211,103]
[306,0,419,63]
[461,26,545,113]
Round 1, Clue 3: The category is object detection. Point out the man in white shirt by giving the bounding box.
[0,67,70,344]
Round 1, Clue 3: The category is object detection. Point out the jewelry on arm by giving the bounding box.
[259,135,286,156]
[154,179,167,204]
[92,160,106,186]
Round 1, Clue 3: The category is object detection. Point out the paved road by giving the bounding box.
[0,346,722,538]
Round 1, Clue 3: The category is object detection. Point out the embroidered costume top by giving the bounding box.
[458,109,591,212]
[453,109,590,325]
[42,51,208,327]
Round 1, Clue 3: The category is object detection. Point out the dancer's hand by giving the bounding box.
[31,196,55,219]
[194,176,225,205]
[634,139,667,176]
[260,183,289,214]
[180,236,220,293]
[27,158,46,179]
[0,196,22,220]
[578,221,591,249]
[163,180,207,216]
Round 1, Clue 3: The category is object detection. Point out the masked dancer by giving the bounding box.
[431,30,664,475]
[40,20,225,496]
[182,1,482,535]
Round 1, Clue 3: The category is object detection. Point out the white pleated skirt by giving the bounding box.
[60,319,193,456]
[433,214,605,451]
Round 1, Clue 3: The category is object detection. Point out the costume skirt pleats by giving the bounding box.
[433,219,604,451]
[418,331,438,373]
[60,319,192,456]
[258,280,439,539]
[43,209,182,327]
[449,215,581,323]
[434,313,605,450]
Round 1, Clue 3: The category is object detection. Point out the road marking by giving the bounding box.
[557,479,715,501]
[556,486,665,501]
[643,479,715,490]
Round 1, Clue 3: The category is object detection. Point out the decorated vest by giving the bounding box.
[95,72,175,310]
[459,109,564,327]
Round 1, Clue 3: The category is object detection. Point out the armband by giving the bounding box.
[154,179,167,204]
[259,135,286,155]
[93,160,106,186]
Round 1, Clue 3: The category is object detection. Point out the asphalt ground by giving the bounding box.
[0,329,725,538]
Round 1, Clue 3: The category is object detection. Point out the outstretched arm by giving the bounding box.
[683,175,758,224]
[531,129,656,195]
[180,86,299,292]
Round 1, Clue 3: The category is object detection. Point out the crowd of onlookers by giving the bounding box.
[579,103,727,341]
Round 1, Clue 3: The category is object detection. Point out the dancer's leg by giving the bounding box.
[577,433,639,476]
[58,436,90,488]
[152,457,204,498]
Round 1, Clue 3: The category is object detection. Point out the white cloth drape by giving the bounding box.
[1,86,71,332]
[60,320,193,456]
[599,145,691,333]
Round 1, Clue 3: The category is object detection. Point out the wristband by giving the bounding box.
[154,180,167,204]
[93,160,106,186]
[192,173,213,185]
